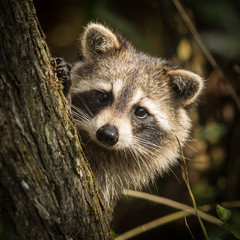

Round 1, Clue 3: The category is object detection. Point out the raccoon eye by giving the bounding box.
[96,91,109,103]
[135,107,148,119]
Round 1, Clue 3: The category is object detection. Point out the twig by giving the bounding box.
[124,189,223,227]
[176,137,208,239]
[117,194,240,240]
[184,216,196,240]
[172,0,240,110]
[115,211,191,240]
[116,189,224,240]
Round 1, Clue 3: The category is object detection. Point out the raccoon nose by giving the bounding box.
[96,125,119,146]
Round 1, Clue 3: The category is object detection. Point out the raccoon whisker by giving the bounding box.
[131,135,161,147]
[72,119,90,135]
[113,163,127,188]
[73,114,91,126]
[74,94,94,118]
[122,148,129,162]
[72,111,91,123]
[71,111,92,128]
[73,118,82,125]
[136,146,172,168]
[71,103,82,112]
[79,98,93,118]
[139,140,164,151]
[71,104,92,121]
[127,146,153,175]
[131,136,164,153]
[71,108,86,118]
[136,148,160,163]
[71,104,91,117]
[72,114,90,126]
[127,137,159,162]
[120,135,165,169]
[127,147,143,171]
[128,146,154,173]
[138,147,158,158]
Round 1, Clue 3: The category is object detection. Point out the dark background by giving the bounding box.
[34,0,240,239]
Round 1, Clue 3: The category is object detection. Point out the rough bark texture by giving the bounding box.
[0,0,111,239]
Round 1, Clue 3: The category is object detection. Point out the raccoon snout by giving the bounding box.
[96,125,119,146]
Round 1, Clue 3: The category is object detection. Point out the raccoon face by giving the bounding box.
[70,23,203,155]
[69,24,204,203]
[71,84,169,151]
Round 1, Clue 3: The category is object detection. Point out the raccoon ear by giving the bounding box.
[169,69,204,106]
[81,23,120,60]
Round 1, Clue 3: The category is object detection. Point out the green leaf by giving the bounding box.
[216,204,232,222]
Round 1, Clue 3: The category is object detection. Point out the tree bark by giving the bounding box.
[0,0,111,239]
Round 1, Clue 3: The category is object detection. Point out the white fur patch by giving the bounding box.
[71,77,112,94]
[174,108,191,143]
[88,108,133,149]
[140,98,171,131]
[131,89,144,105]
[116,117,133,148]
[113,79,124,97]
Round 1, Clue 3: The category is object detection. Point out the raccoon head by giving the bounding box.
[70,23,203,202]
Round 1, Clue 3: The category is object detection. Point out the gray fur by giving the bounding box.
[70,23,204,205]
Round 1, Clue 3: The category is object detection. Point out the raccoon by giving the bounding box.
[58,23,204,205]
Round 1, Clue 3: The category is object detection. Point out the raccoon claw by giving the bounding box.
[53,57,72,96]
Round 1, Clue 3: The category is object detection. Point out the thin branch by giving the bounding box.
[115,211,191,240]
[118,190,240,240]
[172,0,240,110]
[184,216,196,240]
[177,137,208,240]
[124,190,223,227]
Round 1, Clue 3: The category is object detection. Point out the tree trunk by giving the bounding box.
[0,0,111,239]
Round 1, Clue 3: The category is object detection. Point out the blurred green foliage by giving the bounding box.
[216,205,232,222]
[195,0,240,60]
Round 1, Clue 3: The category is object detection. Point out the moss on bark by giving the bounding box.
[0,0,111,239]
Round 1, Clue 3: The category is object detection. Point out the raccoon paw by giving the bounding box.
[53,57,72,96]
